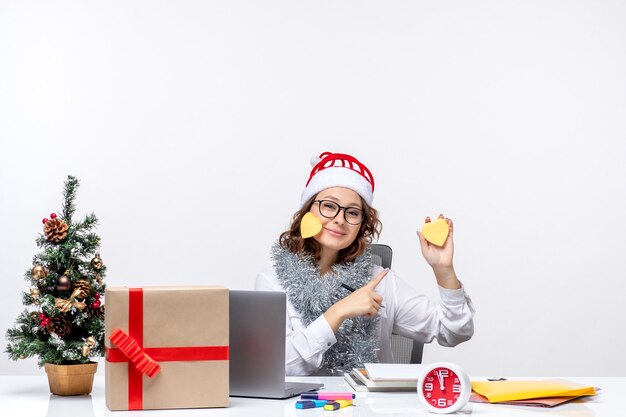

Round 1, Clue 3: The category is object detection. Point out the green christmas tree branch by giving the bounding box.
[61,176,79,221]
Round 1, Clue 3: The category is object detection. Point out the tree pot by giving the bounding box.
[44,362,98,396]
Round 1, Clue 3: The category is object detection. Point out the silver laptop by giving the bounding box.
[229,290,324,398]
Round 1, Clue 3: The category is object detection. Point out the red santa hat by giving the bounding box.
[300,152,375,207]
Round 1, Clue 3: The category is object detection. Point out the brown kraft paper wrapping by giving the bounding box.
[105,286,229,410]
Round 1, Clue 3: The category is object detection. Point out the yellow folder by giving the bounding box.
[471,379,596,403]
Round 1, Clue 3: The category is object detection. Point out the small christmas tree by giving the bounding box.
[6,176,106,366]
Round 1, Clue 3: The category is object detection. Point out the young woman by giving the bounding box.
[255,152,475,376]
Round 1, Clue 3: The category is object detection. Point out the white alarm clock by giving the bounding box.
[417,362,471,414]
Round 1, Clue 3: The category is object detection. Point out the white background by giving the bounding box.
[1,1,625,376]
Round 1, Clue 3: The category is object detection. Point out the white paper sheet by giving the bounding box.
[364,363,425,381]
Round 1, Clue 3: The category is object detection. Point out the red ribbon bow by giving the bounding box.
[109,328,161,378]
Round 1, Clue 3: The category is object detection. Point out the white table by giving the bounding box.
[0,375,616,416]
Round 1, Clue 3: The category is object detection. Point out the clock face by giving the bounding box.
[420,366,464,410]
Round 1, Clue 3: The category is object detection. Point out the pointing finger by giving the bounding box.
[365,268,389,289]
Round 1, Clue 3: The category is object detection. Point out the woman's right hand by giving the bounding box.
[323,269,389,333]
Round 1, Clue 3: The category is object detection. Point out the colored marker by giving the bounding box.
[301,392,356,401]
[295,399,328,409]
[324,400,353,410]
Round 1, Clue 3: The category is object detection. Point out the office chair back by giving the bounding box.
[370,243,424,364]
[371,243,392,269]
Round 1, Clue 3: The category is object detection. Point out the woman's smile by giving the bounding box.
[324,227,347,237]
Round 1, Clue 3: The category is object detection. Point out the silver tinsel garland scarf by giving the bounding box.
[271,242,380,375]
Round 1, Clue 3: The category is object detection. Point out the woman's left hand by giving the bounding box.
[418,214,454,269]
[418,214,460,289]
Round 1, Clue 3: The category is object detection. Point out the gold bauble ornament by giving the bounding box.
[19,355,27,360]
[86,336,96,347]
[55,275,71,291]
[30,288,41,298]
[81,344,91,357]
[91,253,103,270]
[31,265,48,280]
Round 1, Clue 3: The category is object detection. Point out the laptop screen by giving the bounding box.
[229,290,288,397]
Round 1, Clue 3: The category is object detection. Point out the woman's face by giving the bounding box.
[310,187,363,253]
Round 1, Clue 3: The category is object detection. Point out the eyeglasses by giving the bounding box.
[313,200,365,225]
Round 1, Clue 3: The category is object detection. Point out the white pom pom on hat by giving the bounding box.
[300,152,375,207]
[309,154,323,167]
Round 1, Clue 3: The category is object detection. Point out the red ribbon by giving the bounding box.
[106,288,229,410]
[109,329,161,378]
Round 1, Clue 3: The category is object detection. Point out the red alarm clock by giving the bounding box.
[417,362,471,414]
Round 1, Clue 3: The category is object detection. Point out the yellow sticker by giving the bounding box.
[300,212,323,238]
[421,218,449,247]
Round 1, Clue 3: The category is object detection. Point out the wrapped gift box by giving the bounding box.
[105,286,229,410]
